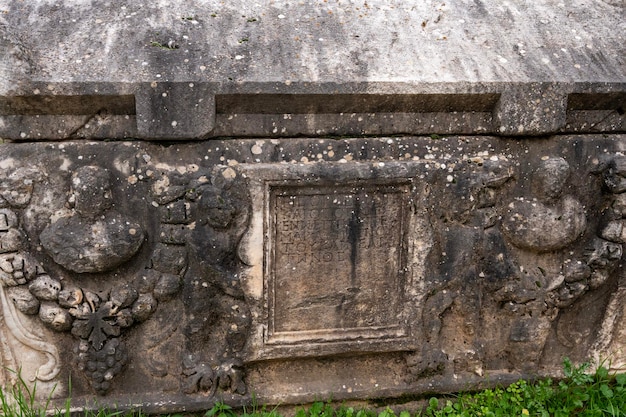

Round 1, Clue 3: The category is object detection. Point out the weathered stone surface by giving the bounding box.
[0,136,622,412]
[0,0,624,413]
[0,1,624,139]
[7,286,39,315]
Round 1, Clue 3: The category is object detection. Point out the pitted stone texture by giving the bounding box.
[1,0,624,90]
[135,82,215,139]
[494,84,568,135]
[0,1,624,139]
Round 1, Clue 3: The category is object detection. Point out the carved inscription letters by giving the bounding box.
[268,183,410,344]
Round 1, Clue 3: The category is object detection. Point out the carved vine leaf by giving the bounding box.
[71,301,120,350]
[182,358,246,396]
[182,362,215,395]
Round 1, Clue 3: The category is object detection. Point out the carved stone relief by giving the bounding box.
[0,146,253,400]
[0,136,623,411]
[40,166,145,273]
[590,155,626,372]
[406,149,625,382]
[0,170,61,389]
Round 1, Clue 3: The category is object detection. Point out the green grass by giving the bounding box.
[0,369,53,417]
[416,359,626,416]
[1,359,624,417]
[252,358,626,417]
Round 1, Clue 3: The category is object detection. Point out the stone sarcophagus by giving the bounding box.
[0,0,625,413]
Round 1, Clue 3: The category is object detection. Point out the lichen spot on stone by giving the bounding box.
[222,167,236,179]
[152,175,170,195]
[0,158,16,170]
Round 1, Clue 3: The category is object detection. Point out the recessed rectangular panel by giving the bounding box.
[267,182,410,345]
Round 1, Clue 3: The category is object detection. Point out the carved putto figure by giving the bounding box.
[501,157,586,252]
[40,166,145,273]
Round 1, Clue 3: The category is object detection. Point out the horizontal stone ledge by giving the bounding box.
[0,82,623,140]
[53,369,528,415]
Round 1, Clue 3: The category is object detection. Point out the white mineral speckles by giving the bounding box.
[127,175,138,185]
[171,121,177,127]
[251,144,263,155]
[235,55,244,60]
[59,158,71,171]
[20,132,27,138]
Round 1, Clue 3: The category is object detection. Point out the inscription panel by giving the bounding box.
[267,182,410,345]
